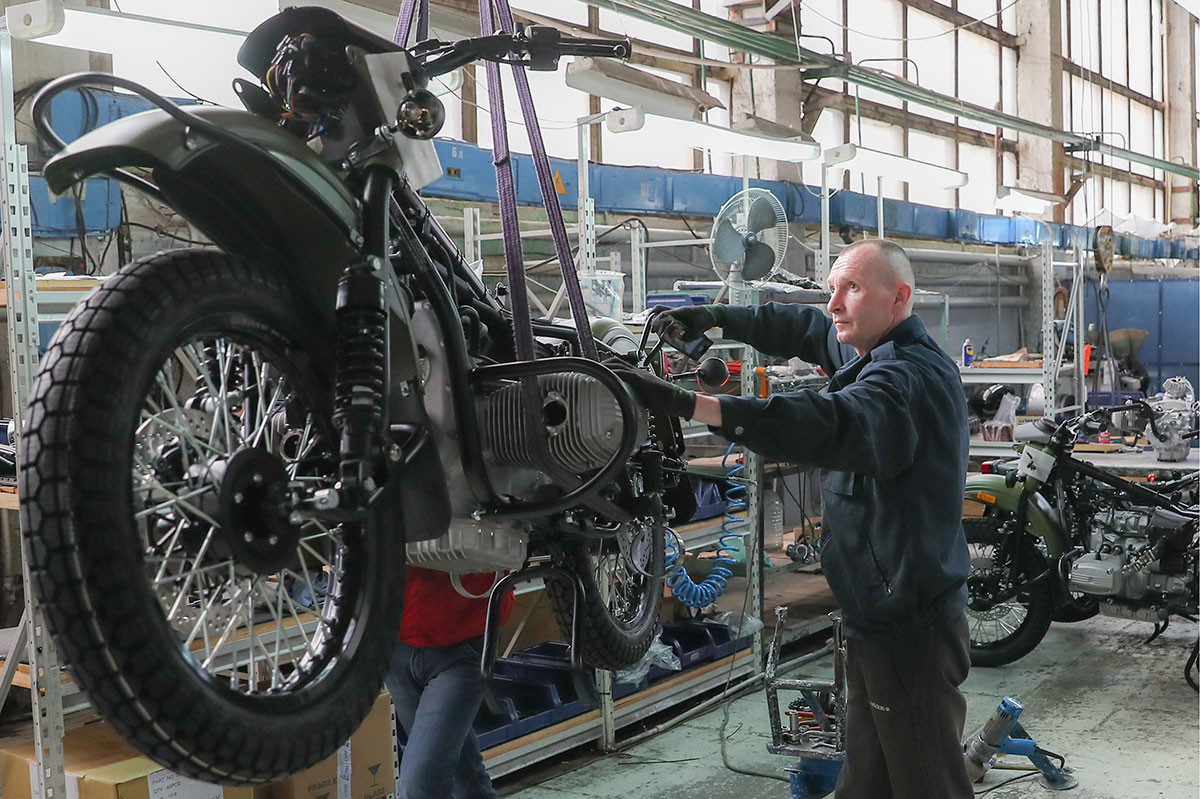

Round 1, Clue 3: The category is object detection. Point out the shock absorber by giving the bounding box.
[333,259,387,494]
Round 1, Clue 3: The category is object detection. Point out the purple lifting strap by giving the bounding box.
[392,0,428,46]
[395,0,599,362]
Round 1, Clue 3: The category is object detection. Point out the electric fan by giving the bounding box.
[709,188,788,286]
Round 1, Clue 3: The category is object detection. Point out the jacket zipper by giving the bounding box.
[862,529,893,594]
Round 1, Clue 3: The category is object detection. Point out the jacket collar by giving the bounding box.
[875,314,926,350]
[829,315,928,390]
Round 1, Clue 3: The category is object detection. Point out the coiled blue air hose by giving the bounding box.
[663,445,746,608]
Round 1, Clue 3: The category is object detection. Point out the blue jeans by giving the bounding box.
[384,639,498,799]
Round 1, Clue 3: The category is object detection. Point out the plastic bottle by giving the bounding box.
[762,489,785,551]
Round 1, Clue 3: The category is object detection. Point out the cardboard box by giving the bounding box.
[0,721,257,799]
[266,694,395,799]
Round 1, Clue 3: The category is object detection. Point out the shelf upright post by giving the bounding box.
[0,23,68,799]
[463,206,481,266]
[628,219,646,313]
[1039,240,1056,416]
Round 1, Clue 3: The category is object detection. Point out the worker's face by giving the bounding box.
[827,249,910,356]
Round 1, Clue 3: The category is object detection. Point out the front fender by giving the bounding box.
[44,106,363,314]
[964,474,1068,555]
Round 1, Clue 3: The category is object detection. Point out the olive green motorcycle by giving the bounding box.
[962,406,1197,681]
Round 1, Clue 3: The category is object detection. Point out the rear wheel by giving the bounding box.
[547,513,664,670]
[21,250,403,784]
[964,514,1053,667]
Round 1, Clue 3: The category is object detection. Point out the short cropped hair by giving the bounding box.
[837,239,915,293]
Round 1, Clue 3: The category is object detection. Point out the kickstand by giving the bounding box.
[1144,619,1169,644]
[479,564,598,715]
[1185,641,1198,692]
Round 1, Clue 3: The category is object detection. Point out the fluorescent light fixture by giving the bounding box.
[606,107,820,162]
[823,143,968,190]
[566,56,723,121]
[7,3,248,55]
[995,185,1064,215]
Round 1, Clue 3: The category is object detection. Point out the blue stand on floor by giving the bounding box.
[995,721,1078,790]
[784,757,842,799]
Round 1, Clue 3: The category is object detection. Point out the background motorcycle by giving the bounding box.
[20,7,688,785]
[962,405,1198,687]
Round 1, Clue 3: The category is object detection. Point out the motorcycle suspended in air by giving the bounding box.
[961,403,1198,687]
[20,7,693,785]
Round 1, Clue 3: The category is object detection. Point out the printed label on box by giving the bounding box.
[336,740,352,799]
[149,768,224,799]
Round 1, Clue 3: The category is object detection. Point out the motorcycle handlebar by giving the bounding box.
[420,28,631,78]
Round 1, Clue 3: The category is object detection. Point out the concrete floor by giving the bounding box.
[498,614,1199,799]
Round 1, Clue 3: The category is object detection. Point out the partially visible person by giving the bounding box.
[386,567,514,799]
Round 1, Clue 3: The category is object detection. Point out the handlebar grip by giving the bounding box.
[558,36,632,59]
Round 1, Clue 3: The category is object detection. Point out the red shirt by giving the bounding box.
[399,566,515,648]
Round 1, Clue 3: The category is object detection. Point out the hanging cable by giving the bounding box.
[662,445,746,608]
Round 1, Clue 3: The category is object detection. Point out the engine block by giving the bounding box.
[481,373,640,473]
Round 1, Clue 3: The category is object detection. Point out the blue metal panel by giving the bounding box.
[29,175,121,235]
[832,192,876,230]
[1084,278,1199,394]
[513,153,579,209]
[882,199,916,237]
[912,205,950,239]
[785,183,822,224]
[1159,279,1200,391]
[428,139,498,202]
[978,215,1013,244]
[669,172,732,217]
[593,165,669,214]
[413,138,1186,259]
[1010,216,1043,245]
[952,210,980,242]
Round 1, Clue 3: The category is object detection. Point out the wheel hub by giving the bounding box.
[218,447,300,575]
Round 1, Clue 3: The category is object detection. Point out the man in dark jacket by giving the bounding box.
[614,239,972,799]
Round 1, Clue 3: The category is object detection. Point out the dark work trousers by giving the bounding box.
[834,613,974,799]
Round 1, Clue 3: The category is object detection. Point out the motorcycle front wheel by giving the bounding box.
[20,250,403,784]
[963,514,1053,667]
[547,514,664,670]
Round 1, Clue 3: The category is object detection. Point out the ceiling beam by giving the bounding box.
[1061,61,1164,112]
[804,85,1018,153]
[901,0,1017,49]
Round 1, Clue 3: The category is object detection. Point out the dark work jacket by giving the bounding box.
[714,304,969,638]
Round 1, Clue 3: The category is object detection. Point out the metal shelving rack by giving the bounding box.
[964,241,1087,458]
[0,22,69,799]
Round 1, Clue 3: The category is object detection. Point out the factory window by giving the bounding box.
[473,62,590,162]
[958,142,999,213]
[908,131,957,209]
[846,0,905,110]
[1062,0,1166,223]
[957,31,1001,134]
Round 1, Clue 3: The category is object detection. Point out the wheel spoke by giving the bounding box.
[133,329,355,699]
